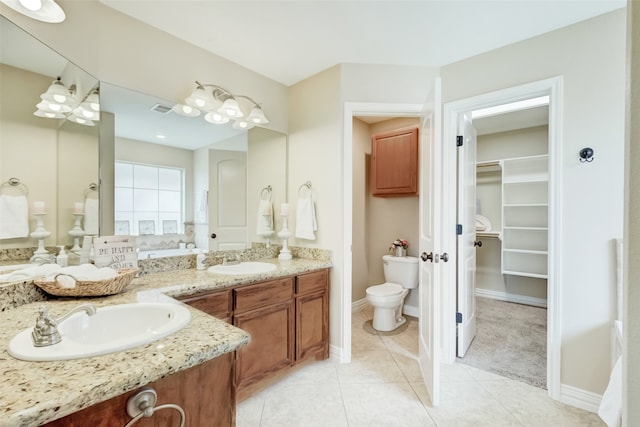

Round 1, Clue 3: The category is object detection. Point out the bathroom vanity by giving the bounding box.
[0,257,331,426]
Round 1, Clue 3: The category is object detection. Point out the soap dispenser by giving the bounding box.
[196,249,206,270]
[56,246,68,267]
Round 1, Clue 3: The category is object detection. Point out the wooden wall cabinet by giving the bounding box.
[45,353,235,427]
[370,127,419,197]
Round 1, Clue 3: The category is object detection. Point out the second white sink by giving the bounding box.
[8,302,191,361]
[207,261,276,275]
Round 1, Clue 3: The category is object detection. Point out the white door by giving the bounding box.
[208,149,248,250]
[418,78,442,406]
[456,113,478,357]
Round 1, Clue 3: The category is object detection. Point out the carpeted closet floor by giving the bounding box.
[457,297,547,389]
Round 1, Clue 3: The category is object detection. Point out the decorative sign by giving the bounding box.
[93,236,138,270]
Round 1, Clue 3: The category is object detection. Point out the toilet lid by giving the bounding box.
[367,283,404,297]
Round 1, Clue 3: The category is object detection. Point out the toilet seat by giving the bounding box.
[366,282,404,297]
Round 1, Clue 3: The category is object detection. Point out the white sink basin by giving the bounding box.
[207,261,276,275]
[8,302,191,361]
[0,263,32,274]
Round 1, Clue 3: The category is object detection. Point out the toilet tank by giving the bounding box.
[382,254,419,289]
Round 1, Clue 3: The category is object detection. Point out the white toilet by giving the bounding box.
[366,254,419,332]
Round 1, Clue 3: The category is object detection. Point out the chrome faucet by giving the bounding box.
[31,304,97,347]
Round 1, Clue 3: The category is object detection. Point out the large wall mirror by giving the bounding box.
[0,15,99,254]
[101,83,288,255]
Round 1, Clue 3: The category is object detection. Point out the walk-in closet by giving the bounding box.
[459,105,549,389]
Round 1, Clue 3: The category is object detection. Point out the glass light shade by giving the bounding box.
[204,111,230,124]
[185,86,214,110]
[246,106,269,124]
[36,100,72,114]
[40,80,73,105]
[232,119,254,130]
[33,109,65,119]
[67,113,95,126]
[73,106,99,121]
[0,0,65,22]
[81,92,100,112]
[172,103,201,117]
[219,98,243,118]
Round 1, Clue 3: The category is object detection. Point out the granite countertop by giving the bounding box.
[0,257,332,426]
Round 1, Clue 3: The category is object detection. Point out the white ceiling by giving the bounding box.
[99,0,625,87]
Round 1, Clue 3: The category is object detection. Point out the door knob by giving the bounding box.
[210,233,217,239]
[474,240,483,247]
[439,252,449,263]
[421,252,434,262]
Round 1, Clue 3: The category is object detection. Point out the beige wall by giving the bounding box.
[625,1,638,425]
[442,9,626,394]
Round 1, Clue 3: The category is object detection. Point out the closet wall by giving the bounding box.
[475,124,549,306]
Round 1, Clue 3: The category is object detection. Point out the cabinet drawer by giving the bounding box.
[178,289,232,319]
[234,278,293,313]
[295,269,328,296]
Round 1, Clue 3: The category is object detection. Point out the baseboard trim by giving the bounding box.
[329,344,344,363]
[475,288,548,308]
[352,297,368,311]
[403,304,419,318]
[559,384,602,413]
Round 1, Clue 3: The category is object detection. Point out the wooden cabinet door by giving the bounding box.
[178,289,232,323]
[296,290,329,362]
[44,353,235,427]
[370,127,419,196]
[233,301,295,396]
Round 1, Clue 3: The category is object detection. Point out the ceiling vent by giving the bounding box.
[150,103,173,114]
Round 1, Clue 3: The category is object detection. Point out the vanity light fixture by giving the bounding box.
[0,0,65,23]
[173,81,269,129]
[33,78,100,126]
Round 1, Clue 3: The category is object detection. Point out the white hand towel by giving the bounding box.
[83,198,99,235]
[295,196,317,240]
[0,194,29,239]
[598,356,622,427]
[256,199,274,236]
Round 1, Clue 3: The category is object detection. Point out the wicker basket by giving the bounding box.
[33,268,139,297]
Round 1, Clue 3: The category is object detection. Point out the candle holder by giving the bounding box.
[277,214,292,260]
[68,213,86,252]
[260,230,275,248]
[30,213,52,262]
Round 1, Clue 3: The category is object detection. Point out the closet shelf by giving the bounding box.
[476,231,501,239]
[503,270,548,279]
[503,178,548,184]
[504,203,548,207]
[503,226,548,231]
[503,248,548,255]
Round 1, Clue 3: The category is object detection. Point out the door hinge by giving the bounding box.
[456,135,463,147]
[456,224,463,235]
[456,312,463,324]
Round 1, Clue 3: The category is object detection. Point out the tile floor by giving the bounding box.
[236,305,605,427]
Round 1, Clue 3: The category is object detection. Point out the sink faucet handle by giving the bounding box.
[32,306,62,347]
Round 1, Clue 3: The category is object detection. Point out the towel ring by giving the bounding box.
[0,178,29,195]
[298,181,312,197]
[83,183,99,199]
[260,185,272,201]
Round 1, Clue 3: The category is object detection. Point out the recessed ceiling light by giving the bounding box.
[156,134,166,139]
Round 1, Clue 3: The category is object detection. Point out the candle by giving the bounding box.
[73,202,84,214]
[33,201,46,215]
[280,203,289,216]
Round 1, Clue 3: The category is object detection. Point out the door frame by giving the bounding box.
[442,77,563,400]
[342,102,424,364]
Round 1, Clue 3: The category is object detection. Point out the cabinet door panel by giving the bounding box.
[371,127,419,196]
[234,301,294,389]
[234,278,293,313]
[296,291,329,361]
[178,289,232,321]
[296,269,328,296]
[44,354,235,427]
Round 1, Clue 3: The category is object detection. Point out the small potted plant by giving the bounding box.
[389,238,409,257]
